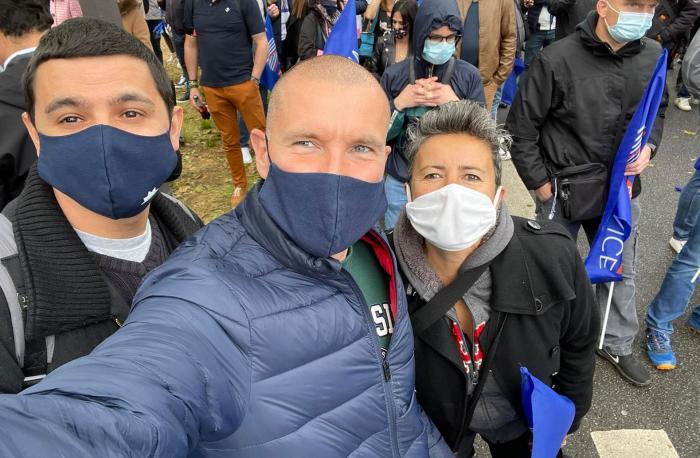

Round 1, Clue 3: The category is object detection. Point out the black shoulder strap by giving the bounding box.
[409,57,416,84]
[442,57,456,84]
[410,261,490,335]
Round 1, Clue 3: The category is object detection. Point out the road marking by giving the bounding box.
[591,429,679,458]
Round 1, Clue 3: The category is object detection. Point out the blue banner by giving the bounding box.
[520,367,575,458]
[322,0,359,62]
[584,50,667,284]
[261,15,282,91]
[501,57,525,106]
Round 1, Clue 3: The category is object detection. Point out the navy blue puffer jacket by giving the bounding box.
[0,183,448,457]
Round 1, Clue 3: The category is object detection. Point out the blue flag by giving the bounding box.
[584,50,667,284]
[260,15,282,91]
[501,57,525,106]
[323,0,359,62]
[520,367,575,458]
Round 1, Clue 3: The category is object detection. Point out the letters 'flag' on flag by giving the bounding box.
[520,367,575,458]
[323,0,359,62]
[584,50,667,284]
[261,15,282,90]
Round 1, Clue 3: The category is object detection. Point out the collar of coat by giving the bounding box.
[578,10,646,58]
[7,165,198,340]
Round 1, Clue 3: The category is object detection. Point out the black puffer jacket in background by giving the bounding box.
[506,11,667,198]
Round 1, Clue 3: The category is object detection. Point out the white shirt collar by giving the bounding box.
[1,47,36,72]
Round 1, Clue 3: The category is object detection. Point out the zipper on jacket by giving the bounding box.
[341,269,401,458]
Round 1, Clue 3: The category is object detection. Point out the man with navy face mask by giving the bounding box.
[0,54,452,457]
[0,18,202,394]
[507,0,666,386]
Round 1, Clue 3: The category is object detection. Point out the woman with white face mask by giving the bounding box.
[391,100,600,457]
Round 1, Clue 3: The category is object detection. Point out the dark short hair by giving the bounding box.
[0,0,53,37]
[24,17,174,120]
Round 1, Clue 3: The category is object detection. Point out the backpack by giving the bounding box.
[0,192,199,387]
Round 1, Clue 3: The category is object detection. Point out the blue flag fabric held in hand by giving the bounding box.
[584,50,667,284]
[501,57,525,106]
[520,367,575,458]
[323,0,359,62]
[261,15,282,90]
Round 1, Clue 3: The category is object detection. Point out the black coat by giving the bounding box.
[406,217,599,450]
[646,0,700,48]
[0,54,36,211]
[506,11,666,198]
[548,0,595,40]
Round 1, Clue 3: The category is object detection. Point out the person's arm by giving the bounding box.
[659,0,700,43]
[554,248,600,433]
[363,0,382,21]
[251,33,268,80]
[0,262,252,456]
[505,53,556,193]
[493,0,517,85]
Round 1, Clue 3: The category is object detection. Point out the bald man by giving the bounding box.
[0,55,452,458]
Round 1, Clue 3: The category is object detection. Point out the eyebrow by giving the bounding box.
[283,131,384,147]
[419,165,486,173]
[44,92,155,115]
[45,97,88,114]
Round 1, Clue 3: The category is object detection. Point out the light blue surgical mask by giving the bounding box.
[422,40,455,65]
[605,1,654,44]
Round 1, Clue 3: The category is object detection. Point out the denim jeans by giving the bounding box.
[525,29,556,68]
[384,174,408,230]
[171,30,188,81]
[491,83,504,121]
[673,169,700,240]
[647,173,700,335]
[536,195,641,355]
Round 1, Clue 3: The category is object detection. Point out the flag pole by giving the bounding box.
[599,282,615,350]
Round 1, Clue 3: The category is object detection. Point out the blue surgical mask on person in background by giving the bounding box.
[422,40,455,65]
[37,124,178,219]
[605,1,654,43]
[259,162,387,258]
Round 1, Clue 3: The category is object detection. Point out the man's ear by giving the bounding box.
[21,112,41,154]
[250,128,270,179]
[169,106,185,151]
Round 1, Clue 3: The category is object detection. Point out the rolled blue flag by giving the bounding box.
[520,366,575,458]
[323,0,359,62]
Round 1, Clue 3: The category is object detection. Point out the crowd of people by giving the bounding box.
[0,0,698,457]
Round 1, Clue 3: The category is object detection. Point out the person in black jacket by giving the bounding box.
[394,100,598,457]
[506,2,666,387]
[645,0,700,110]
[297,0,368,61]
[0,19,202,394]
[0,0,52,210]
[549,0,596,40]
[366,0,417,79]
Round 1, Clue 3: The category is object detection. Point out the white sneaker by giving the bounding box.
[669,237,687,254]
[675,97,692,111]
[241,147,253,164]
[498,135,511,161]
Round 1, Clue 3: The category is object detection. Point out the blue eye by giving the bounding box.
[353,145,372,153]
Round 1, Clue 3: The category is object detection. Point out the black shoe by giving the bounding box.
[596,349,651,386]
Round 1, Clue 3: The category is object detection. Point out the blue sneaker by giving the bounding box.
[646,329,676,370]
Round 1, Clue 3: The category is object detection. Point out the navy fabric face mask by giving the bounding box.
[37,124,178,219]
[259,163,388,258]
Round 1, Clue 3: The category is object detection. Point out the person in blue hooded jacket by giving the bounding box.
[379,0,485,229]
[0,45,452,457]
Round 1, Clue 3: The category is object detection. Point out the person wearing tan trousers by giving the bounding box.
[118,0,154,50]
[455,0,516,111]
[184,0,267,207]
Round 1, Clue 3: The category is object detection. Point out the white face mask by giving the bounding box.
[405,183,502,252]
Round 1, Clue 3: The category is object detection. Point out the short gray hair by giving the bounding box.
[406,100,510,186]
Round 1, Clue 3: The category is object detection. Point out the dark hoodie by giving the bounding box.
[380,0,484,182]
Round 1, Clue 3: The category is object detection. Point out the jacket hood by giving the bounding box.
[577,10,645,57]
[412,0,463,61]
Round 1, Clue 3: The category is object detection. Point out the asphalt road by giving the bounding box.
[489,84,700,458]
